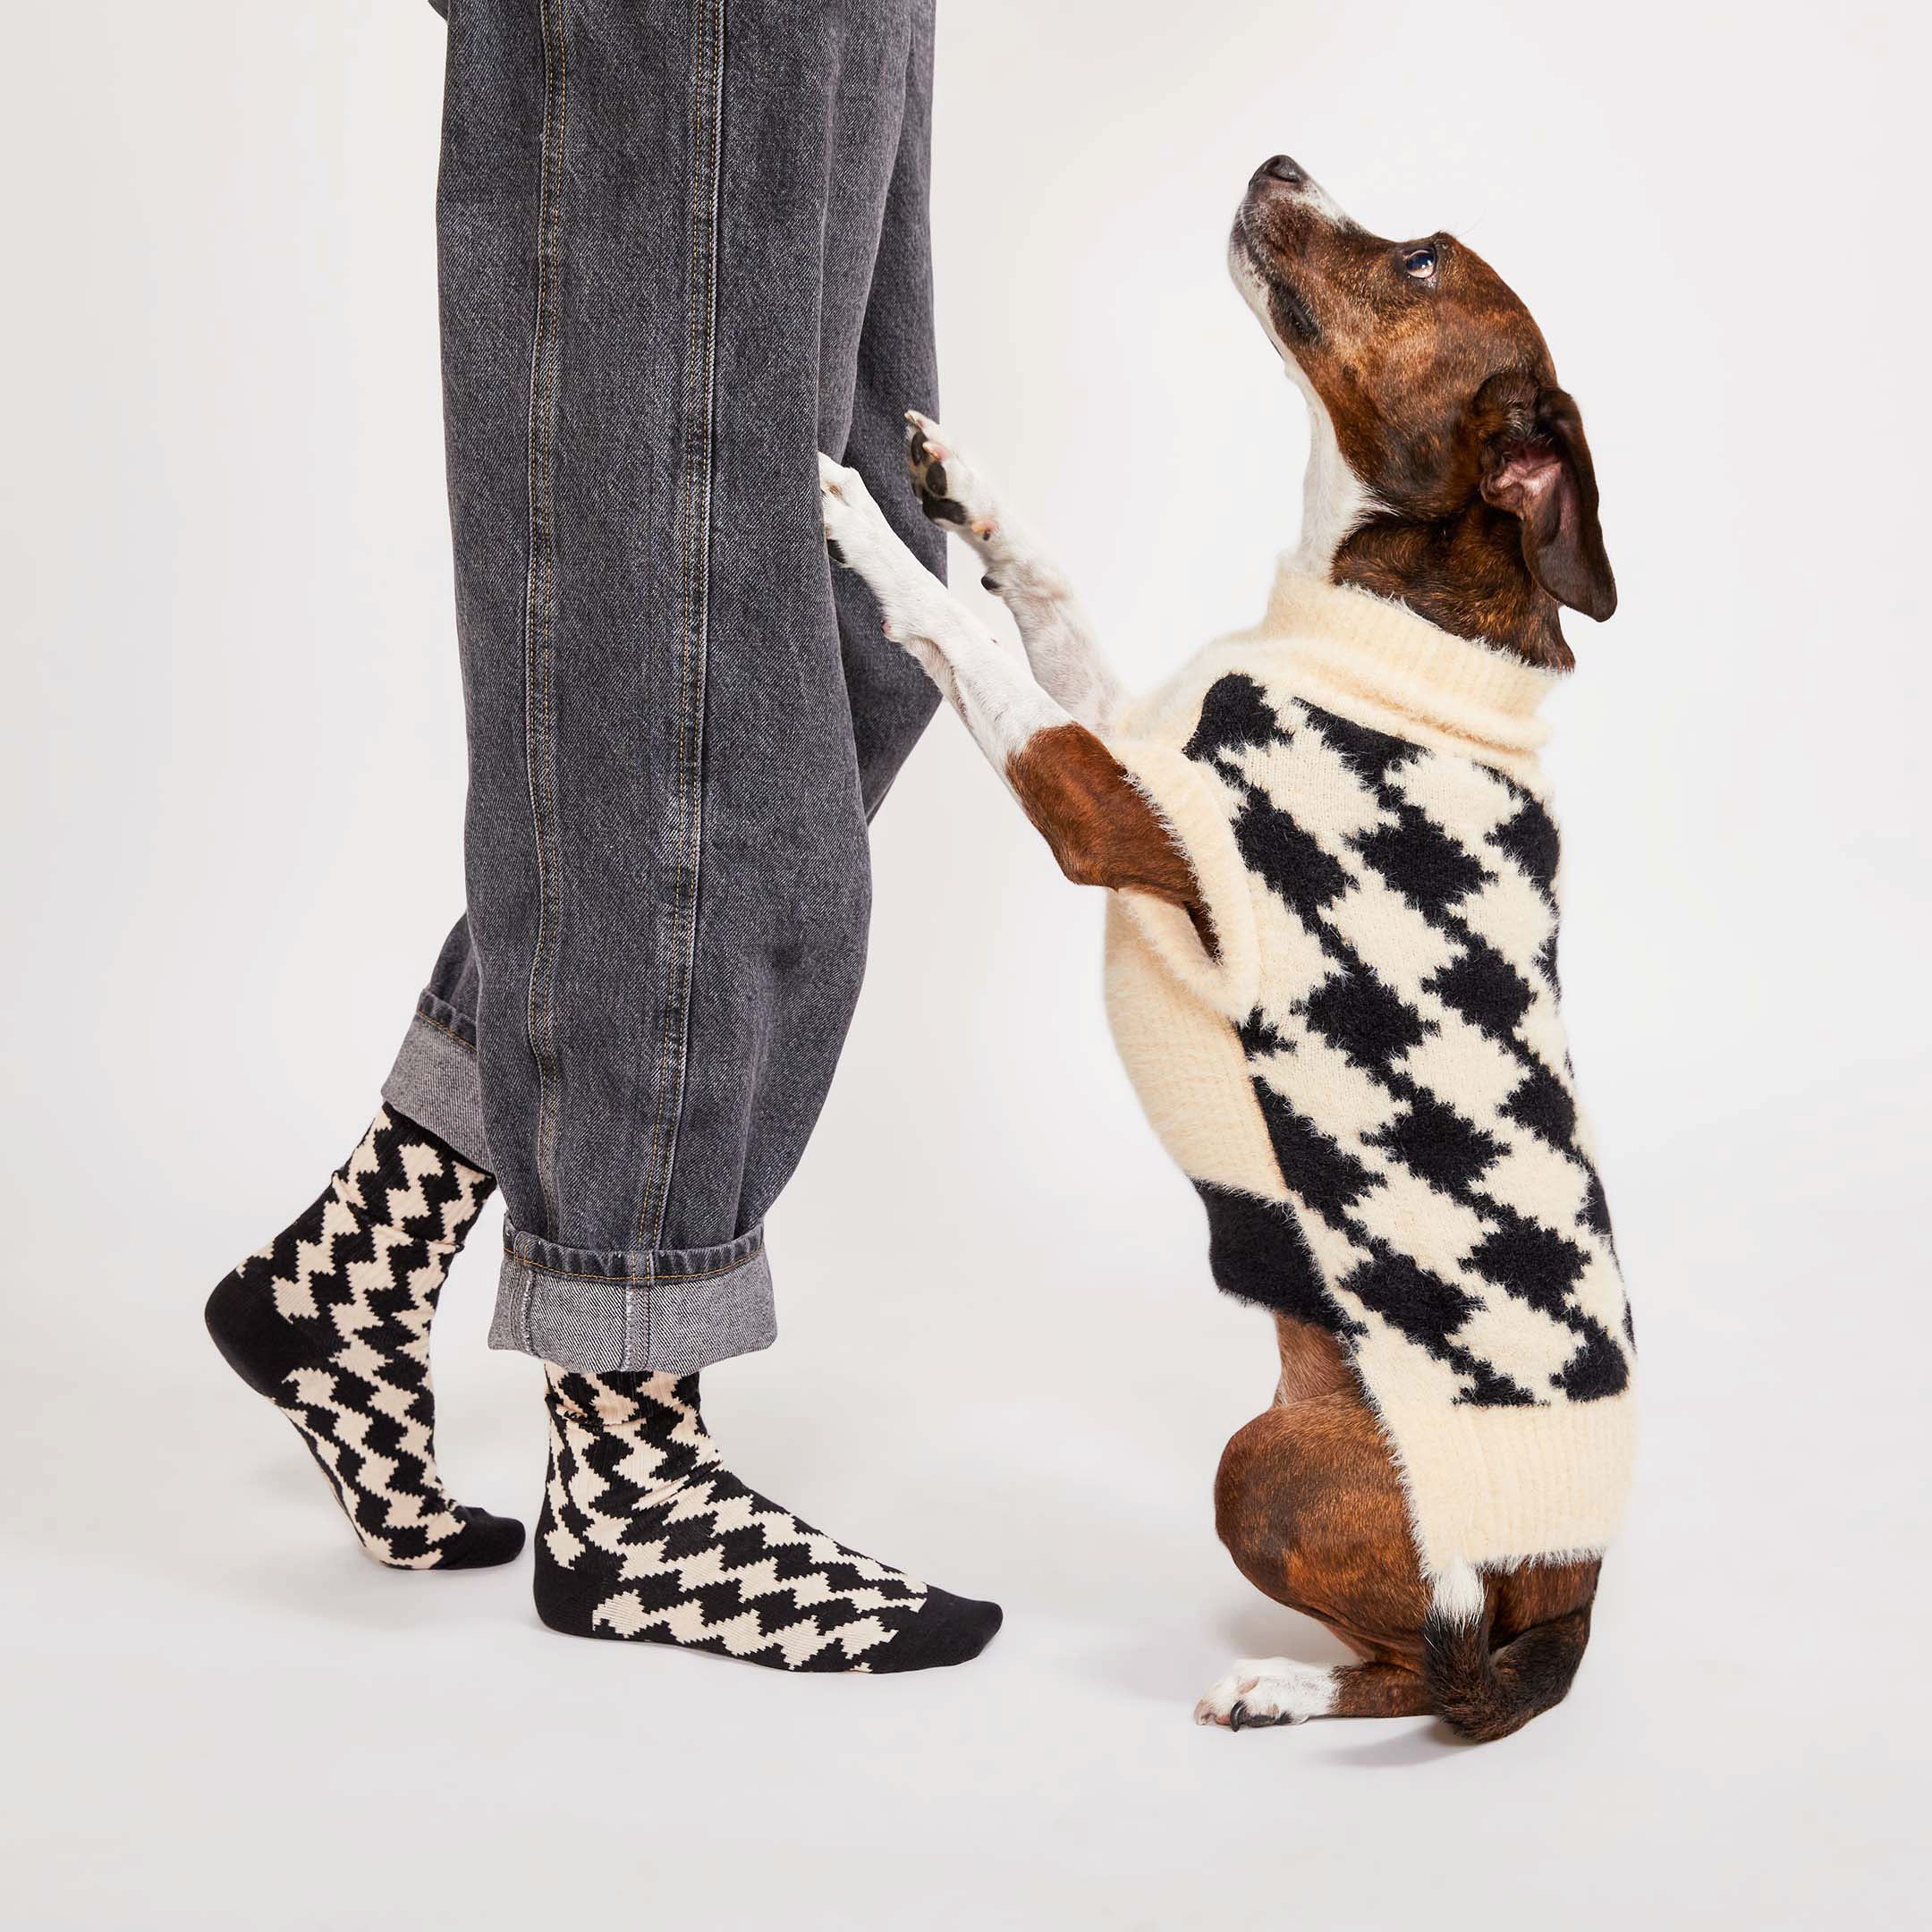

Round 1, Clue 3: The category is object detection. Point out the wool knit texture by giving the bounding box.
[1102,568,1636,1578]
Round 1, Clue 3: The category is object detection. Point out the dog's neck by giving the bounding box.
[1289,407,1573,672]
[1329,510,1572,672]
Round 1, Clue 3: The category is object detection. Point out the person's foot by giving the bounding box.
[205,1107,524,1571]
[534,1368,1001,1672]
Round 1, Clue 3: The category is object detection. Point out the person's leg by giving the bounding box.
[461,0,933,1331]
[826,3,946,817]
[207,897,522,1569]
[437,0,992,1670]
[204,1025,521,1569]
[381,915,494,1171]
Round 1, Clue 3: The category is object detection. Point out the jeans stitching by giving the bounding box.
[638,0,724,1249]
[504,1249,760,1288]
[522,0,571,1237]
[411,1008,478,1055]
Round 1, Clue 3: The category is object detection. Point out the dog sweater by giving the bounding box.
[1101,567,1635,1580]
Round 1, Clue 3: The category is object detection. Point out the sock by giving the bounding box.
[534,1368,1002,1673]
[206,1106,524,1571]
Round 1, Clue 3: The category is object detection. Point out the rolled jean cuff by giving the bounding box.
[489,1225,777,1375]
[381,998,492,1172]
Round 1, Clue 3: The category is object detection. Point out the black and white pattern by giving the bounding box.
[206,1107,523,1570]
[535,1368,1001,1673]
[1185,673,1631,1412]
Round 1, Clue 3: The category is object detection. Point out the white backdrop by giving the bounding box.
[5,2,1927,1925]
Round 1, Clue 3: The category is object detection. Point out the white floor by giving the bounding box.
[7,1044,1924,1928]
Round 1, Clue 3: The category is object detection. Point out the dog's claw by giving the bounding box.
[1197,1658,1334,1730]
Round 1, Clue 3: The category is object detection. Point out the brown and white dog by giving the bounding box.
[820,156,1626,1741]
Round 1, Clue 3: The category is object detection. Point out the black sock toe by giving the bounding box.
[537,1368,1002,1674]
[865,1586,1004,1674]
[434,1504,528,1571]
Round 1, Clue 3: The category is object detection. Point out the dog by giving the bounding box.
[819,155,1634,1741]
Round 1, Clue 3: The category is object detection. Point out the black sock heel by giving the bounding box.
[530,1506,604,1634]
[206,1250,324,1398]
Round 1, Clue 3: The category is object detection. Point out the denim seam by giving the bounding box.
[514,1258,758,1288]
[411,1005,477,1055]
[521,0,572,1237]
[637,0,725,1250]
[490,1244,775,1374]
[501,1244,761,1288]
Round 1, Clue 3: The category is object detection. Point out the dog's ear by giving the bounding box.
[1474,374,1616,622]
[1006,724,1216,954]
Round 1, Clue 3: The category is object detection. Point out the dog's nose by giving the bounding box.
[1256,154,1306,188]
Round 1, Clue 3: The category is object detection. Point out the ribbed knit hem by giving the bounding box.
[1369,1379,1638,1577]
[381,1000,491,1172]
[489,1226,776,1375]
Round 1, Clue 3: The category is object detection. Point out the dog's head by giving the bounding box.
[1230,157,1614,662]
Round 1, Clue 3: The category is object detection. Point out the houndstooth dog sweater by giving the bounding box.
[1102,567,1635,1580]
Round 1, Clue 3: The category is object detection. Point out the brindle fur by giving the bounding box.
[891,157,1616,1737]
[1234,159,1614,667]
[1216,1318,1598,1734]
[1195,163,1614,1737]
[1008,724,1220,953]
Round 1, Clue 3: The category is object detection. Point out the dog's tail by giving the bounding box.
[1420,1564,1594,1743]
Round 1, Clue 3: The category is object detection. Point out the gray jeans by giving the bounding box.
[383,0,942,1374]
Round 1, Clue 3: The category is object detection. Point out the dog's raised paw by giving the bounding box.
[1193,1659,1335,1731]
[903,410,996,538]
[817,451,953,672]
[818,453,893,571]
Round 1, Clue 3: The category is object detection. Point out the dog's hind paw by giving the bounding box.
[904,411,1002,544]
[1194,1659,1336,1731]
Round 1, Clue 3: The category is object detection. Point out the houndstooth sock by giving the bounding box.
[206,1106,524,1571]
[535,1368,1002,1672]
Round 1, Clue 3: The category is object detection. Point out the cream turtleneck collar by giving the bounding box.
[1253,564,1560,762]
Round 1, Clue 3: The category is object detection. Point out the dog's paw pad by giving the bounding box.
[1193,1660,1335,1731]
[903,411,990,534]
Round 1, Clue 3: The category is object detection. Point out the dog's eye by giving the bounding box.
[1402,244,1438,282]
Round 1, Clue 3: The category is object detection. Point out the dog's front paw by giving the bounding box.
[1193,1659,1335,1732]
[818,453,949,678]
[820,453,914,607]
[903,411,1002,546]
[818,453,887,572]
